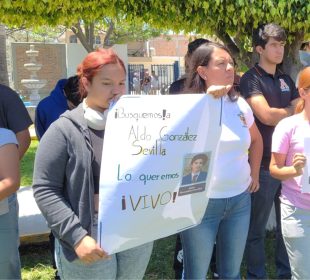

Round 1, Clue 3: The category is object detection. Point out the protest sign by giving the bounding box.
[98,94,222,254]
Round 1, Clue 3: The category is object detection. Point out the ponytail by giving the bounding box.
[294,99,305,114]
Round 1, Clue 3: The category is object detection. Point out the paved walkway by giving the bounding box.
[18,186,49,237]
[29,124,37,140]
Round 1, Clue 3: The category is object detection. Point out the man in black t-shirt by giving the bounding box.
[240,23,299,279]
[0,84,32,158]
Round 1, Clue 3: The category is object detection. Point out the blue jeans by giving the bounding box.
[245,168,291,279]
[55,239,153,279]
[281,203,310,280]
[181,191,251,279]
[0,193,21,279]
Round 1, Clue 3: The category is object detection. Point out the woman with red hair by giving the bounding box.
[33,48,153,279]
[270,66,310,280]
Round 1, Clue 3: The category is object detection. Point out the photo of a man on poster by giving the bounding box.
[181,153,209,185]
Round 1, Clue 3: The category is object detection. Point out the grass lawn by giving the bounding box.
[20,140,38,186]
[19,141,278,279]
[20,242,55,280]
[21,236,176,280]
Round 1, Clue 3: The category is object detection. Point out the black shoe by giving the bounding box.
[55,271,60,280]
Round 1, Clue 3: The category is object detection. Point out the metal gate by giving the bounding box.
[128,62,179,95]
[128,64,144,94]
[151,61,179,94]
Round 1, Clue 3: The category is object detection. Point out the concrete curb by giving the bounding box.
[18,186,49,243]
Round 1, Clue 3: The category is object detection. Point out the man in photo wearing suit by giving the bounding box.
[182,153,208,185]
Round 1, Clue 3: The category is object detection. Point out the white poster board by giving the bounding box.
[98,94,222,254]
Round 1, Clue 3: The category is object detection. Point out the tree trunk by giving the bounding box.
[71,22,94,53]
[103,21,114,47]
[216,29,256,71]
[0,25,9,86]
[282,32,304,81]
[87,23,94,48]
[215,29,240,58]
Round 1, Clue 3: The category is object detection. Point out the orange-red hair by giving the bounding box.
[295,66,310,113]
[77,48,126,99]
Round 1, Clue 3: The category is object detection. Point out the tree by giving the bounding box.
[0,2,162,85]
[71,18,162,53]
[0,1,309,77]
[118,1,309,78]
[6,26,66,43]
[5,20,161,54]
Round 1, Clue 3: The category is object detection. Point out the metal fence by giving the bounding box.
[128,61,179,95]
[128,64,144,93]
[151,62,179,94]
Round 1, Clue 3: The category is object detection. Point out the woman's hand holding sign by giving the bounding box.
[206,85,232,99]
[74,235,110,264]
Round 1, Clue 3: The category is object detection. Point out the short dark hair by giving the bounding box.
[187,38,211,55]
[252,23,287,48]
[191,153,208,165]
[184,38,211,72]
[64,75,81,107]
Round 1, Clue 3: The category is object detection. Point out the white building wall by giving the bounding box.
[66,43,88,77]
